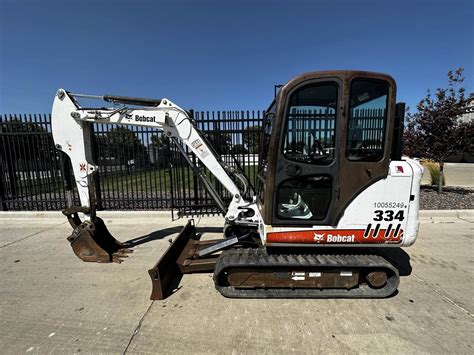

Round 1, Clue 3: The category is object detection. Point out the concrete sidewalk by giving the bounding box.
[0,212,473,354]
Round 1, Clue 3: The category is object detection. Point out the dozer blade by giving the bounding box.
[67,217,133,263]
[148,220,219,300]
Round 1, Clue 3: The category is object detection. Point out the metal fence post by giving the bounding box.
[1,116,18,199]
[0,154,6,211]
[89,124,103,210]
[0,116,7,210]
[0,165,6,211]
[166,139,175,219]
[189,109,200,207]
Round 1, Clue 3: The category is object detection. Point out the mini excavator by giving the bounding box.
[52,70,422,299]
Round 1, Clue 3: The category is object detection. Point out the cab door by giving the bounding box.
[271,78,342,226]
[266,72,395,227]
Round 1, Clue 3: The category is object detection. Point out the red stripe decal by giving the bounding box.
[267,229,403,244]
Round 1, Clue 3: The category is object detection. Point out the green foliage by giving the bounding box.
[424,162,446,186]
[202,131,232,155]
[0,119,54,166]
[150,134,169,148]
[243,125,262,154]
[231,144,248,154]
[149,134,172,168]
[98,127,150,167]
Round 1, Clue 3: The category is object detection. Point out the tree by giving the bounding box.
[243,125,261,154]
[231,144,248,154]
[201,131,232,155]
[104,127,150,167]
[0,118,53,196]
[403,68,473,193]
[150,134,171,168]
[150,134,169,148]
[0,118,51,164]
[402,119,425,158]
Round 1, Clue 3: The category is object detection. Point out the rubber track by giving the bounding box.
[213,248,399,298]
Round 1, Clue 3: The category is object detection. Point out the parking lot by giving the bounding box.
[0,211,473,354]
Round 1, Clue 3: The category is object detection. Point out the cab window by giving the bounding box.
[277,175,332,220]
[346,80,389,161]
[282,82,338,165]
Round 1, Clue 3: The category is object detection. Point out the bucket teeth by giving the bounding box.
[68,217,132,263]
[111,248,134,263]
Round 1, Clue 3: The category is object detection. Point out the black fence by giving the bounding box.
[0,108,387,214]
[0,111,263,215]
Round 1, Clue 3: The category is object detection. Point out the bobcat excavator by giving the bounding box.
[52,70,423,299]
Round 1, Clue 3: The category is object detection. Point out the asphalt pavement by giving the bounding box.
[0,211,473,354]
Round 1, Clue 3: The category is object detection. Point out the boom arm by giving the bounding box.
[52,89,252,222]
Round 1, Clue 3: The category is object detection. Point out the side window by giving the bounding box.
[347,80,389,161]
[277,175,332,220]
[283,83,338,165]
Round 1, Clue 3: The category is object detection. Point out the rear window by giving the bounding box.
[346,80,389,161]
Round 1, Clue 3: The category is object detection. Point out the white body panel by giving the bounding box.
[261,159,423,247]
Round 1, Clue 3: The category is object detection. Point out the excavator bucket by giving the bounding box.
[67,217,133,263]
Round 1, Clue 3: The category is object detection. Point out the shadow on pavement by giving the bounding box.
[377,248,412,276]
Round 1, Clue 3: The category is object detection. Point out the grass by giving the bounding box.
[7,171,66,196]
[99,167,178,193]
[9,164,259,198]
[424,162,446,186]
[97,165,259,196]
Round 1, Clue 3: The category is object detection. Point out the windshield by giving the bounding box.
[282,82,338,165]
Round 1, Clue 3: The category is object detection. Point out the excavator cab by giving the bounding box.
[257,71,401,227]
[52,70,420,300]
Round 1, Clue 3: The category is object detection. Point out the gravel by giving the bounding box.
[419,185,474,210]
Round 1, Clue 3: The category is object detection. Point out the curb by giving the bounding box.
[419,210,474,219]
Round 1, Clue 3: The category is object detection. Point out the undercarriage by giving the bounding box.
[148,221,400,300]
